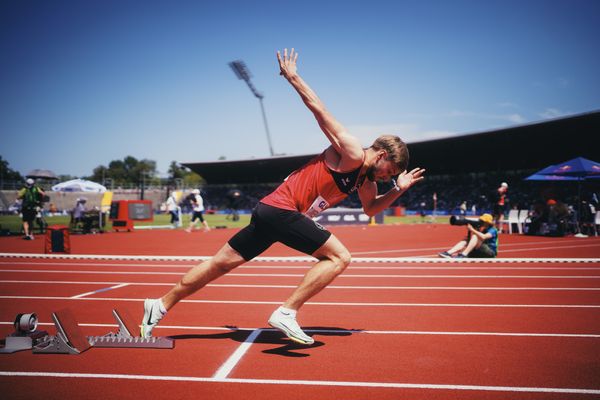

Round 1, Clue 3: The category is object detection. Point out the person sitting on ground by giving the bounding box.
[439,213,498,258]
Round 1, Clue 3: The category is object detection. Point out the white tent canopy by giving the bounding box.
[51,179,107,193]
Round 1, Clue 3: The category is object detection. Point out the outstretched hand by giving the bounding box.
[277,48,298,79]
[396,167,426,192]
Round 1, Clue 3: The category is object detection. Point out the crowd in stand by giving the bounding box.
[194,171,599,237]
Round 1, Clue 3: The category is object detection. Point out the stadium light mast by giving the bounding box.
[229,60,275,156]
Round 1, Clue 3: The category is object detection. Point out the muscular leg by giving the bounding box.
[161,243,246,310]
[283,234,351,311]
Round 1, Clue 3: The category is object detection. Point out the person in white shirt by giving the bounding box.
[165,192,180,227]
[186,189,210,232]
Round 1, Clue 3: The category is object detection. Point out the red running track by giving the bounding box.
[0,224,599,399]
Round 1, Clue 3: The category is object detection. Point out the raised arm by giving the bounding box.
[277,48,363,165]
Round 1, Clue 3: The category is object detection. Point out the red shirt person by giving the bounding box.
[141,48,425,345]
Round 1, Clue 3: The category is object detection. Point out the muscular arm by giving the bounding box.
[278,49,363,167]
[358,167,425,216]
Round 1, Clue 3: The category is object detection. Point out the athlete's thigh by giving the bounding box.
[311,233,350,261]
[274,211,332,256]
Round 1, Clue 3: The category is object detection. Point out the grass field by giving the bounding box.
[0,212,448,235]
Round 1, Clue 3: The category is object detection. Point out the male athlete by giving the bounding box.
[142,48,425,345]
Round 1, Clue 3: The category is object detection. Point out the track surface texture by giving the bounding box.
[1,224,599,399]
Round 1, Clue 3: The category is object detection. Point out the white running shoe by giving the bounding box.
[268,308,314,345]
[141,298,166,338]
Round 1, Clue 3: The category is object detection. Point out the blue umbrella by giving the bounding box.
[524,172,579,181]
[526,157,600,236]
[534,157,600,179]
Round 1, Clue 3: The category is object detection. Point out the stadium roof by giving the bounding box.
[182,110,600,184]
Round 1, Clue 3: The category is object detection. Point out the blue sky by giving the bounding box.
[1,0,599,178]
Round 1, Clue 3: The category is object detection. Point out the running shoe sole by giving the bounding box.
[268,319,314,345]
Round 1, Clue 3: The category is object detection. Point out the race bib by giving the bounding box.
[305,195,329,218]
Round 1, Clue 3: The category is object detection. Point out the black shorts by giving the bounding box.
[228,202,332,261]
[469,243,496,258]
[191,211,205,222]
[21,208,37,222]
[493,204,505,217]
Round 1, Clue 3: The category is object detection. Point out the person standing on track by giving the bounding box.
[141,48,425,345]
[18,178,45,240]
[492,182,508,231]
[185,189,210,232]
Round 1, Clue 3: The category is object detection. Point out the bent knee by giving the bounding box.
[331,249,352,273]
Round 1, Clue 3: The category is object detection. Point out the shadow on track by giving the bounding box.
[169,326,362,357]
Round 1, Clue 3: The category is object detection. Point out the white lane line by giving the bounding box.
[0,371,598,394]
[70,283,129,299]
[1,295,599,308]
[2,279,600,291]
[213,329,262,380]
[2,321,598,338]
[1,269,600,278]
[1,253,599,263]
[3,261,600,271]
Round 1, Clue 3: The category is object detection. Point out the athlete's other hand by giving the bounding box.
[277,48,298,79]
[396,168,425,192]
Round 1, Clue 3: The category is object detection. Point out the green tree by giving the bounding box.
[0,156,23,186]
[167,161,204,188]
[89,156,157,187]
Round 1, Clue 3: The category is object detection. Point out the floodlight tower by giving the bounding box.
[229,60,275,156]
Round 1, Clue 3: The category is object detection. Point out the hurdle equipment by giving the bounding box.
[0,313,48,354]
[89,308,174,349]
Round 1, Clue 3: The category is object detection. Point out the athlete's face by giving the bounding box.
[366,155,401,182]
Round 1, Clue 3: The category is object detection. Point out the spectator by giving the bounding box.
[17,178,45,240]
[439,213,498,258]
[492,182,508,231]
[73,198,87,221]
[166,192,180,227]
[185,189,210,232]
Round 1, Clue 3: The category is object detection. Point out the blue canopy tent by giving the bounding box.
[525,157,600,236]
[531,157,600,179]
[524,172,579,181]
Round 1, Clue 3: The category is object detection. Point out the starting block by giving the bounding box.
[89,308,174,349]
[33,309,92,354]
[1,308,173,355]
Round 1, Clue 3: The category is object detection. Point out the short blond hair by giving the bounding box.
[370,135,409,172]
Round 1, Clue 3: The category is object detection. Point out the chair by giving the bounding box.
[517,209,529,234]
[500,209,520,234]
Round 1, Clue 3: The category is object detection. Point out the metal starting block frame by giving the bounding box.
[89,308,174,349]
[33,309,92,354]
[2,308,173,355]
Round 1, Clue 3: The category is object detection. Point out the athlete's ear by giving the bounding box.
[378,150,388,161]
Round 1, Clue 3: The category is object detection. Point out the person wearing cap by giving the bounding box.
[439,213,498,258]
[17,178,45,240]
[185,189,210,232]
[493,182,509,231]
